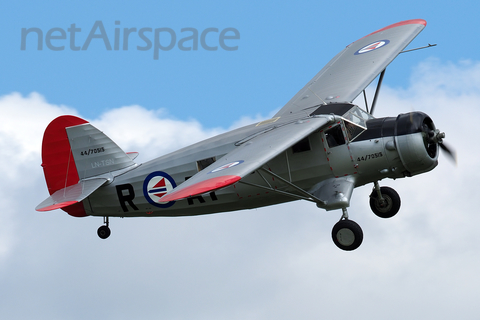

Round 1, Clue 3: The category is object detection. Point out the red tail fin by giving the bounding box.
[41,115,88,217]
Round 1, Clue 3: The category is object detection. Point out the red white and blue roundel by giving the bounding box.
[355,40,390,55]
[143,171,177,208]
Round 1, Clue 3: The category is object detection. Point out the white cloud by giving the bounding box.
[0,92,76,259]
[0,59,479,319]
[0,92,76,176]
[89,105,225,162]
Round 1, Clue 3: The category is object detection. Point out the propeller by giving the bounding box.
[422,124,457,164]
[439,141,457,163]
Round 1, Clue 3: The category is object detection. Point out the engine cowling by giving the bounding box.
[394,112,439,176]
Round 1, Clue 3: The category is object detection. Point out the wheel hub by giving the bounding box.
[336,228,355,246]
[374,194,393,213]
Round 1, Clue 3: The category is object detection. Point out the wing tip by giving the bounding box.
[390,19,426,28]
[350,19,427,47]
[369,19,427,35]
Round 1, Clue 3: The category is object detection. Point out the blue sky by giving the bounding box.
[2,1,480,320]
[2,0,479,126]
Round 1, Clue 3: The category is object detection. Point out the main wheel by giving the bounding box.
[332,219,363,251]
[369,186,401,219]
[97,225,111,239]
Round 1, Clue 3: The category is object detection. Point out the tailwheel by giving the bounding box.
[332,219,363,251]
[97,216,111,239]
[369,185,401,219]
[97,226,111,239]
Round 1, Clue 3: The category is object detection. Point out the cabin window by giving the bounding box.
[325,125,345,147]
[196,157,216,171]
[292,137,311,153]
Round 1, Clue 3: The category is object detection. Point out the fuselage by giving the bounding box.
[82,103,439,218]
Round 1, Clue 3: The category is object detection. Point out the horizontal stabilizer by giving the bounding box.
[127,152,139,160]
[36,178,107,212]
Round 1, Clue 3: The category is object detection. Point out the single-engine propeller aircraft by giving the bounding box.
[36,19,454,250]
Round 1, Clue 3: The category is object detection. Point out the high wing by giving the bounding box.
[159,115,335,202]
[274,19,426,117]
[36,178,108,211]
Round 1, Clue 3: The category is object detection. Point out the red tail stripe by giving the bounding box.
[41,115,88,217]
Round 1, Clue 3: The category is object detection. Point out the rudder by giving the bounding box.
[41,115,88,217]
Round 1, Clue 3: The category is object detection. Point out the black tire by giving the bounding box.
[332,219,363,251]
[97,225,111,239]
[369,186,401,219]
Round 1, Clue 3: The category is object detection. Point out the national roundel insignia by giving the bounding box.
[143,171,177,208]
[354,40,390,55]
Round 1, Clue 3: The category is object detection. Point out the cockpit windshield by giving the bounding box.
[341,106,374,142]
[311,103,375,143]
[343,106,374,128]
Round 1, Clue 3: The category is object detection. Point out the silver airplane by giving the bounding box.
[36,19,453,251]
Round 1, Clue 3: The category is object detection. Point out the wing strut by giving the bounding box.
[238,168,326,204]
[363,43,436,115]
[363,90,369,113]
[370,68,386,115]
[366,43,436,115]
[400,43,437,54]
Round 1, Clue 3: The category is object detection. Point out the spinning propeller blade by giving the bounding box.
[439,142,457,164]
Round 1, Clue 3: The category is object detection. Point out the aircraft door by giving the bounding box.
[322,121,358,177]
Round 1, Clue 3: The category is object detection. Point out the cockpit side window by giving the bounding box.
[325,125,345,147]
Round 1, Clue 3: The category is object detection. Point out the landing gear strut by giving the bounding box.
[369,183,401,218]
[97,216,111,239]
[331,208,363,251]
